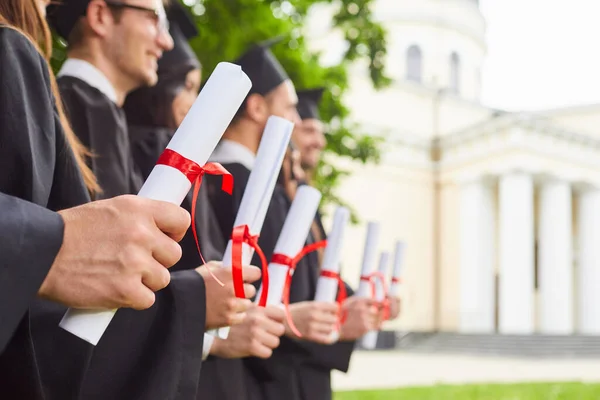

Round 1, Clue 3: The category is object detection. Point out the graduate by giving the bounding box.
[46,1,258,399]
[0,0,191,397]
[123,8,286,397]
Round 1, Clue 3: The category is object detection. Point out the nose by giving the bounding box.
[316,129,326,150]
[291,109,302,126]
[157,28,174,51]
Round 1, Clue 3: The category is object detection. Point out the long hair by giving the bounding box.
[0,0,99,194]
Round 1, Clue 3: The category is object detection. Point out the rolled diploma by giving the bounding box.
[217,115,293,339]
[255,186,322,306]
[390,241,406,297]
[356,221,381,349]
[361,251,389,349]
[314,207,350,303]
[59,62,252,346]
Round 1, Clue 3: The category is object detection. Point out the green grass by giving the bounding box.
[334,382,600,400]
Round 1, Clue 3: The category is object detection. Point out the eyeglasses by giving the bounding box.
[103,0,169,34]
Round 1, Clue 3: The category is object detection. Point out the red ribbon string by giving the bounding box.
[273,240,328,338]
[231,225,269,307]
[391,277,403,285]
[361,272,391,321]
[157,149,233,285]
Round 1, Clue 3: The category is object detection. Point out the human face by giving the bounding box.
[293,118,326,170]
[171,68,202,128]
[265,80,301,125]
[36,0,50,17]
[104,0,173,91]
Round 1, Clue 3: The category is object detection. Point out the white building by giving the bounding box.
[306,0,600,335]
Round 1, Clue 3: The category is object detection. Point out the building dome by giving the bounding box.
[374,0,486,101]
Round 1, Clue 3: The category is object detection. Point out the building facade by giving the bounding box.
[306,0,600,335]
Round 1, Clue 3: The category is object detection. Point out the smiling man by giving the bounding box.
[48,0,173,199]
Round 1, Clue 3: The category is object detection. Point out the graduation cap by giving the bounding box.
[296,88,325,120]
[158,2,201,77]
[47,0,91,40]
[235,37,290,96]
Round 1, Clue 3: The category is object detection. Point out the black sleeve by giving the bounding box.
[0,28,65,354]
[79,270,207,400]
[0,193,63,354]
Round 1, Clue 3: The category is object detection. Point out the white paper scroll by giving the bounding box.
[361,251,389,349]
[356,221,381,349]
[314,207,350,303]
[217,116,294,339]
[356,221,380,299]
[390,241,406,297]
[59,62,252,346]
[255,186,322,306]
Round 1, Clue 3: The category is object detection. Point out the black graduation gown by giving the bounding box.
[0,27,93,398]
[0,193,63,354]
[58,75,143,197]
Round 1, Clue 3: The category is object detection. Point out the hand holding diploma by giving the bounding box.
[210,305,286,359]
[196,262,260,329]
[40,196,190,310]
[337,297,379,341]
[284,302,339,344]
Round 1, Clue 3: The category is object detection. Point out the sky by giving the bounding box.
[479,0,600,111]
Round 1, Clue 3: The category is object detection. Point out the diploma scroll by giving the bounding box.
[390,241,406,297]
[361,251,390,349]
[59,63,252,346]
[255,186,322,306]
[217,115,294,339]
[314,207,350,303]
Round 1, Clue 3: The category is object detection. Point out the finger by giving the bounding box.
[314,310,339,325]
[315,302,340,315]
[232,298,253,314]
[262,317,286,337]
[264,305,286,323]
[243,283,257,299]
[251,342,273,359]
[141,261,171,292]
[228,311,247,326]
[308,331,334,345]
[241,265,262,284]
[151,234,183,268]
[256,330,281,350]
[149,201,191,242]
[128,285,156,310]
[311,321,336,335]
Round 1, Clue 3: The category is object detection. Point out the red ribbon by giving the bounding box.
[157,149,233,285]
[391,277,403,285]
[273,240,328,338]
[231,225,269,306]
[320,270,348,331]
[361,272,391,321]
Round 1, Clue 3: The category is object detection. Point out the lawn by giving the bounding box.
[334,382,600,399]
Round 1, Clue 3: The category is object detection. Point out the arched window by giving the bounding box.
[406,45,422,83]
[450,52,460,94]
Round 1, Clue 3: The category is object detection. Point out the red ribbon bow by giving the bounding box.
[272,240,329,338]
[361,272,391,321]
[231,225,269,307]
[157,149,233,285]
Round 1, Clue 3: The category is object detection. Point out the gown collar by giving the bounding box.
[58,58,118,104]
[209,139,255,171]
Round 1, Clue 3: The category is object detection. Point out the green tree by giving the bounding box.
[189,0,389,220]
